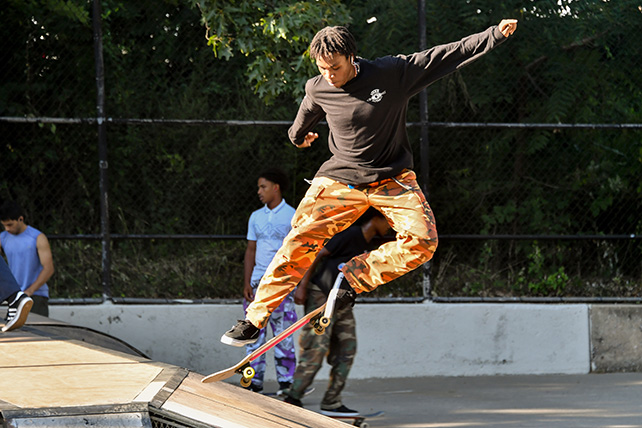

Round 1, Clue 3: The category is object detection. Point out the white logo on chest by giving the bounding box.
[367,89,386,103]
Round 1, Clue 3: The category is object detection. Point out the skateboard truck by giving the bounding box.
[311,264,345,335]
[203,265,347,386]
[237,364,255,387]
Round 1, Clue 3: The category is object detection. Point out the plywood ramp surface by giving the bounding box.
[163,372,350,428]
[0,328,162,409]
[1,319,349,427]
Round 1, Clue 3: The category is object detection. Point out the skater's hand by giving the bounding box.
[243,282,254,302]
[295,132,318,148]
[498,19,518,38]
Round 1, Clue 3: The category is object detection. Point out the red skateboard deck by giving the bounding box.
[202,272,345,386]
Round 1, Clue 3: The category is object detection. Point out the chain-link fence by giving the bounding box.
[1,0,641,303]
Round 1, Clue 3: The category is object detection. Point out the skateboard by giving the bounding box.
[325,411,385,428]
[202,272,345,386]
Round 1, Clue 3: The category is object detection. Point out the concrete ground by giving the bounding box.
[263,372,642,427]
[5,315,642,427]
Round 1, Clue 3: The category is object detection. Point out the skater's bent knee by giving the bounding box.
[416,235,438,260]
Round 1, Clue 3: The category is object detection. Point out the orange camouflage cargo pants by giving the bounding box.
[245,170,438,328]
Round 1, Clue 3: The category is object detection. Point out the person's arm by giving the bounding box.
[243,240,257,302]
[288,80,326,148]
[402,19,517,96]
[25,233,54,296]
[294,246,331,305]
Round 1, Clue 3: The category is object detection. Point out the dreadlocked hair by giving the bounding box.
[309,26,357,60]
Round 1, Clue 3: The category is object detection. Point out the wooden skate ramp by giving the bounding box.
[0,315,348,427]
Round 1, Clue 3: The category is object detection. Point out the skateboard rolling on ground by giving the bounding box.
[325,411,385,428]
[202,271,346,386]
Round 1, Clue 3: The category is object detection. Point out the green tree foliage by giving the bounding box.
[192,0,642,295]
[191,0,351,102]
[1,0,640,298]
[424,0,642,238]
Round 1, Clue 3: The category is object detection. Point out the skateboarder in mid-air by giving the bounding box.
[222,19,518,346]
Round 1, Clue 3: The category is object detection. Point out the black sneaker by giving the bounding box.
[220,320,260,346]
[320,404,359,417]
[245,382,264,393]
[284,395,303,407]
[275,381,292,397]
[335,278,357,309]
[2,292,33,332]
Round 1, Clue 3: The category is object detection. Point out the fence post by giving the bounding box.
[417,0,433,301]
[92,0,112,300]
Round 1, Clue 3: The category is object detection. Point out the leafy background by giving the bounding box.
[1,0,641,300]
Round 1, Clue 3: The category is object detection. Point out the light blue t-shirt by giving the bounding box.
[0,225,49,298]
[247,199,295,283]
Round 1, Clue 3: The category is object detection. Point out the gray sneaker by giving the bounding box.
[221,319,260,346]
[2,292,33,332]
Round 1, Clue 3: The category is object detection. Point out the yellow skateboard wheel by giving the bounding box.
[319,317,331,328]
[240,377,252,388]
[243,366,255,379]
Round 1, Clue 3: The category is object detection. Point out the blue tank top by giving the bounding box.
[0,226,49,297]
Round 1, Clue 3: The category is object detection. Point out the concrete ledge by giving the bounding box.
[590,304,642,372]
[49,302,592,379]
[353,303,590,377]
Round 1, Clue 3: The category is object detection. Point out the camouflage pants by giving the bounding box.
[288,283,356,408]
[243,281,297,388]
[246,170,438,328]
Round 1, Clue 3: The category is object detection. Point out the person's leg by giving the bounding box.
[286,286,331,402]
[246,177,368,328]
[1,258,33,332]
[270,294,297,391]
[242,328,267,391]
[30,296,48,317]
[321,306,357,409]
[0,257,20,303]
[243,291,268,391]
[342,170,438,293]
